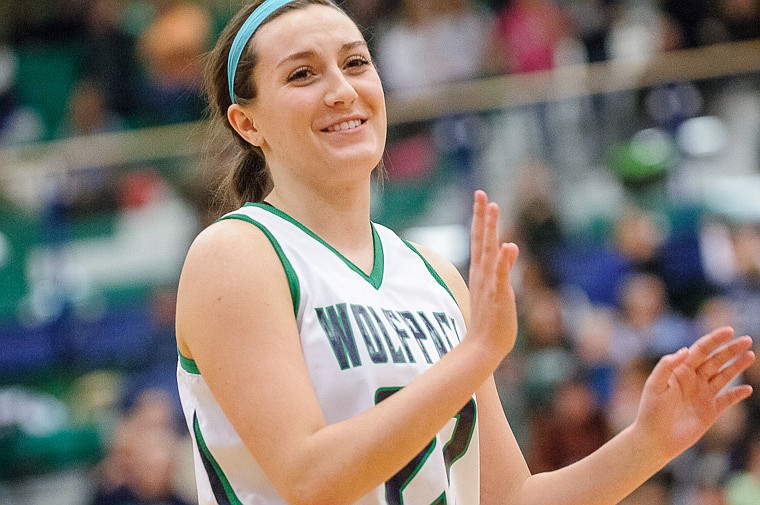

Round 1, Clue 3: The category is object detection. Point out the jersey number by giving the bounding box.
[375,387,477,505]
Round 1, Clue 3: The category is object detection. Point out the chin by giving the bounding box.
[330,146,384,170]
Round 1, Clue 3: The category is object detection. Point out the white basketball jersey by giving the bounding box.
[177,203,479,504]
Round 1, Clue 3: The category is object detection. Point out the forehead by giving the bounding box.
[252,4,364,59]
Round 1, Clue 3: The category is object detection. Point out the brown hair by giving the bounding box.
[204,0,344,209]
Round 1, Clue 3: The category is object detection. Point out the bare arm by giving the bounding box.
[516,327,754,504]
[436,266,754,503]
[176,191,519,505]
[427,230,756,505]
[412,240,533,501]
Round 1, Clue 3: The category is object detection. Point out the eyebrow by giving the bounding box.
[275,40,367,68]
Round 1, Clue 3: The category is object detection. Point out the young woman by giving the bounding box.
[175,1,756,503]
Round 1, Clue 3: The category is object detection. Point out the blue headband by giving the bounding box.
[228,0,298,104]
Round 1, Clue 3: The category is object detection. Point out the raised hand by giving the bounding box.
[466,190,520,357]
[634,327,755,461]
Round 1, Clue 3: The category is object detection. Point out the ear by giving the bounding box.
[227,104,265,147]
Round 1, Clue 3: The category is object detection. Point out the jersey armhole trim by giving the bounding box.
[402,240,458,305]
[217,213,301,317]
[178,349,200,374]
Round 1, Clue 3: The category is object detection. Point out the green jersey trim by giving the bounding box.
[401,240,457,304]
[244,202,385,290]
[217,213,301,317]
[178,349,200,375]
[194,412,243,505]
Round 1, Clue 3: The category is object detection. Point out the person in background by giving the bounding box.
[90,389,192,505]
[373,0,494,91]
[135,0,212,125]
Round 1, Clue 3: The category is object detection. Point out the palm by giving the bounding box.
[636,327,755,460]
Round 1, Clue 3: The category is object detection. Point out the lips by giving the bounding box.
[322,118,365,132]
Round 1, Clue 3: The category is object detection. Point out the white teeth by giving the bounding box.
[327,120,362,132]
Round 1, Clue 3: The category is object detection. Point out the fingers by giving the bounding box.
[495,242,520,293]
[715,384,754,413]
[708,347,756,395]
[469,190,487,270]
[647,347,689,394]
[469,190,514,278]
[696,335,753,380]
[483,201,500,271]
[684,327,735,369]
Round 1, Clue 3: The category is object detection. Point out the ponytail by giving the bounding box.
[232,144,272,204]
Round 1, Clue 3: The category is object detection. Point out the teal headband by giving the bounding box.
[228,0,298,104]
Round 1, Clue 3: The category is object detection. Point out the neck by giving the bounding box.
[265,178,374,250]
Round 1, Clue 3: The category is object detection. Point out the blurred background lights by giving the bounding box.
[676,116,729,157]
[630,128,675,166]
[402,224,471,268]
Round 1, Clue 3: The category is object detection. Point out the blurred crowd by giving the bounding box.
[0,0,759,504]
[1,0,760,144]
[488,157,760,505]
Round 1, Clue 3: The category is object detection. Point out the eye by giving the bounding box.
[345,55,371,70]
[287,66,314,82]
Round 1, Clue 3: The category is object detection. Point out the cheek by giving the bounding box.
[364,79,387,135]
[265,98,314,141]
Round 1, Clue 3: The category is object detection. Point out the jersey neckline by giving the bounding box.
[245,202,385,290]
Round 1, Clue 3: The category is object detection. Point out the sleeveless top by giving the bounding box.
[177,203,479,504]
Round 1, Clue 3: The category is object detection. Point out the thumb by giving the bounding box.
[647,347,689,394]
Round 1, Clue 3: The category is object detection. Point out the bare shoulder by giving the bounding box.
[182,217,278,266]
[407,240,470,317]
[176,218,293,358]
[179,218,284,292]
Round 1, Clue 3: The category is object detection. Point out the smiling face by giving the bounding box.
[238,4,387,188]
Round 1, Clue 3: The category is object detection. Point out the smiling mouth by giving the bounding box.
[322,119,365,133]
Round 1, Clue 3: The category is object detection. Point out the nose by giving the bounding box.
[324,68,358,107]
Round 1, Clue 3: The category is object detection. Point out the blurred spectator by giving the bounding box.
[693,482,729,505]
[693,404,749,493]
[90,389,191,505]
[527,375,611,473]
[489,0,573,75]
[702,221,760,338]
[519,287,576,410]
[572,306,616,406]
[705,0,760,43]
[549,205,672,312]
[725,224,760,338]
[58,79,125,138]
[607,356,654,435]
[79,0,141,121]
[513,159,566,279]
[605,2,667,60]
[726,431,760,505]
[134,0,211,126]
[613,206,666,277]
[715,0,760,41]
[566,0,615,63]
[695,296,740,343]
[374,0,494,91]
[609,272,696,366]
[661,0,713,49]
